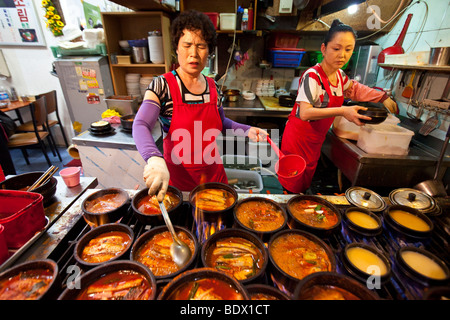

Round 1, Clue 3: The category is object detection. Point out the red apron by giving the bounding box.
[279,64,344,193]
[162,72,227,192]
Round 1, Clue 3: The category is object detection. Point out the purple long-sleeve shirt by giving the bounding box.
[133,99,251,162]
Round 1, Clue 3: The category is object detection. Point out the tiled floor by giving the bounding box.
[7,145,74,176]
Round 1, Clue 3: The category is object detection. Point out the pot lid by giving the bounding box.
[389,188,436,213]
[345,187,386,212]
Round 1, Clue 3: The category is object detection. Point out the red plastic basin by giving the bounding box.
[0,190,46,249]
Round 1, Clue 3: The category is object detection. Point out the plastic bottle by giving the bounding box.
[0,86,10,107]
[248,3,254,30]
[236,6,243,30]
[241,8,248,31]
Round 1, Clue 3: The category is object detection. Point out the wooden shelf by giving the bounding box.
[112,63,166,68]
[379,63,450,73]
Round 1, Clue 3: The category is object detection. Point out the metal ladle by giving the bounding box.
[158,201,192,267]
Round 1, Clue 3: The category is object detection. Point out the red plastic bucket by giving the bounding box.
[0,190,46,248]
[267,137,306,182]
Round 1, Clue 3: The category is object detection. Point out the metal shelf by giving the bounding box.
[379,63,450,73]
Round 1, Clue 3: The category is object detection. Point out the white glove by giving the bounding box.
[143,156,170,202]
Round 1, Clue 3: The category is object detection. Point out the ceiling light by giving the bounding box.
[348,4,358,14]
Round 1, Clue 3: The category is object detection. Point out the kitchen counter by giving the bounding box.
[222,96,292,118]
[322,128,450,188]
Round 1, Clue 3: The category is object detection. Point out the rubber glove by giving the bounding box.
[143,156,170,202]
[382,97,398,114]
[247,127,269,142]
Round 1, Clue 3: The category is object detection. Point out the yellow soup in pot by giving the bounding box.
[346,211,379,229]
[401,251,447,280]
[389,210,431,232]
[346,247,388,276]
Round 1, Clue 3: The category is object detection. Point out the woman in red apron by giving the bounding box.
[133,10,266,201]
[280,19,397,194]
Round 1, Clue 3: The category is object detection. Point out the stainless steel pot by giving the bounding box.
[429,47,450,66]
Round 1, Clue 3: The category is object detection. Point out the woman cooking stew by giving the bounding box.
[280,19,398,194]
[133,10,267,201]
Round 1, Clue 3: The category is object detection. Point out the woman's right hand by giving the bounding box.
[143,156,170,202]
[342,106,371,126]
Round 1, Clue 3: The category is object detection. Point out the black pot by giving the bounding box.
[233,196,287,243]
[383,204,434,239]
[245,284,291,300]
[189,182,238,227]
[157,267,249,300]
[341,242,392,285]
[131,186,183,226]
[286,195,342,237]
[120,114,134,131]
[268,229,336,297]
[347,101,388,124]
[201,228,268,285]
[130,225,198,280]
[293,272,379,300]
[57,260,157,300]
[0,171,58,206]
[0,259,60,300]
[81,188,130,228]
[343,207,383,237]
[395,246,450,287]
[74,223,134,269]
[89,120,111,132]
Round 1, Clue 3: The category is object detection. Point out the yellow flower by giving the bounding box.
[48,19,54,24]
[56,21,64,27]
[48,6,55,11]
[47,10,54,16]
[53,14,60,20]
[42,0,49,7]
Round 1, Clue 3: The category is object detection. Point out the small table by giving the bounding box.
[0,100,33,124]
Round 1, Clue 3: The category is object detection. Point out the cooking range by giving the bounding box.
[42,191,449,300]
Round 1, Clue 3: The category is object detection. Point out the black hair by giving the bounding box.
[170,10,217,53]
[323,19,357,46]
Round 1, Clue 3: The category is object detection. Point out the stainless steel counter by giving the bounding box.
[222,96,291,118]
[322,129,450,188]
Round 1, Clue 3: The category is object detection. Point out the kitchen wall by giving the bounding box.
[373,0,449,135]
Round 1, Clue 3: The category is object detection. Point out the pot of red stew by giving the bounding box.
[131,186,182,226]
[293,272,379,300]
[189,182,238,227]
[74,223,134,269]
[245,283,291,300]
[268,229,336,296]
[286,195,341,236]
[233,197,287,243]
[157,267,249,300]
[0,259,60,300]
[58,260,157,300]
[201,228,268,285]
[130,225,198,280]
[81,188,130,228]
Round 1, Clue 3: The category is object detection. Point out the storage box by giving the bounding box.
[116,55,131,64]
[357,123,414,156]
[105,95,139,115]
[225,168,263,194]
[270,48,306,68]
[333,114,400,140]
[204,12,219,30]
[219,13,236,30]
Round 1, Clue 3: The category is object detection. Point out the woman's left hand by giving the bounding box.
[247,127,268,142]
[383,97,398,114]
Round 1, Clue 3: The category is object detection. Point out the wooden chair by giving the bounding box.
[37,90,69,148]
[7,96,54,167]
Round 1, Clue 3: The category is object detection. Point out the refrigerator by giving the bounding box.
[54,56,114,133]
[350,45,381,86]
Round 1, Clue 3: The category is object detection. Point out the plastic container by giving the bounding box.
[50,43,107,58]
[204,12,219,30]
[225,168,263,193]
[357,123,414,155]
[219,13,236,30]
[148,31,164,64]
[59,167,82,187]
[0,86,10,108]
[0,190,46,248]
[270,48,306,68]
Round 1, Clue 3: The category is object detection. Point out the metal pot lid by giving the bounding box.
[345,187,386,212]
[389,188,436,213]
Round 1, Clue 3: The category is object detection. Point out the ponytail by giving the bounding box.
[323,19,357,46]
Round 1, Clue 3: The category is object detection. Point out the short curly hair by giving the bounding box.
[170,10,217,53]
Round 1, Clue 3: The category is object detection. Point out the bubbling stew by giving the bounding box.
[289,199,338,229]
[137,191,180,215]
[81,231,131,264]
[85,193,126,213]
[0,269,54,300]
[235,200,285,232]
[76,270,152,300]
[299,285,360,300]
[167,278,244,300]
[135,230,195,276]
[192,188,235,211]
[205,236,264,281]
[270,233,332,280]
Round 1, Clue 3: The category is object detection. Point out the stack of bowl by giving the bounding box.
[125,73,141,99]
